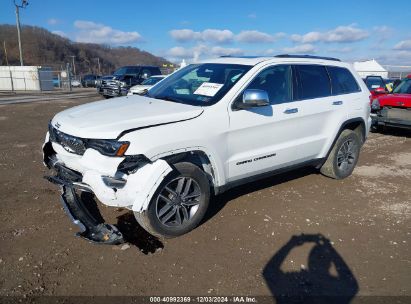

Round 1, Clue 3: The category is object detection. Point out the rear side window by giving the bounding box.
[327,66,360,95]
[295,65,331,99]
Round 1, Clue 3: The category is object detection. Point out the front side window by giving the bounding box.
[245,65,292,105]
[327,66,361,95]
[296,65,331,99]
[393,78,411,94]
[148,63,251,106]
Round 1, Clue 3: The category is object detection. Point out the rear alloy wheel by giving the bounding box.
[320,129,361,179]
[134,162,210,238]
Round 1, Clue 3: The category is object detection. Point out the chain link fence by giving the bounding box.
[0,64,84,92]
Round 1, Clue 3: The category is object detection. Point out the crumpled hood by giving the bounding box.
[51,95,203,139]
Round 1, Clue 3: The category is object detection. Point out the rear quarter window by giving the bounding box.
[327,66,361,95]
[295,65,331,99]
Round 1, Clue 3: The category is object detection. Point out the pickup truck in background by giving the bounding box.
[98,66,162,98]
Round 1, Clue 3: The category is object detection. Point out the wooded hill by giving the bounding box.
[0,24,171,75]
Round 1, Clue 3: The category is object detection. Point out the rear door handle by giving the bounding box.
[284,108,298,114]
[332,100,343,105]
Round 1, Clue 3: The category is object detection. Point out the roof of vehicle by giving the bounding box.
[200,54,345,66]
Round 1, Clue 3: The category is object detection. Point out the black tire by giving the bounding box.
[134,162,210,238]
[320,129,361,179]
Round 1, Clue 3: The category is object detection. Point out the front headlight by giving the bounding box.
[371,99,380,111]
[87,139,129,157]
[119,81,127,87]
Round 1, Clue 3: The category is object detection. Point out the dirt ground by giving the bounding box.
[0,95,410,301]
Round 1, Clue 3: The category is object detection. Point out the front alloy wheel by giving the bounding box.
[155,177,201,227]
[134,162,210,238]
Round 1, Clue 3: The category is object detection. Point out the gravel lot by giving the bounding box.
[0,95,410,301]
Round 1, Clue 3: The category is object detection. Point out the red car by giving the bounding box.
[370,75,411,130]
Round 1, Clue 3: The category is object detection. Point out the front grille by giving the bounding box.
[49,123,86,155]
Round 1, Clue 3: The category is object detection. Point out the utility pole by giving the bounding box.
[3,41,9,66]
[93,57,101,75]
[14,0,28,66]
[69,55,76,77]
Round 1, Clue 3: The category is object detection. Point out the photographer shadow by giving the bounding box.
[263,234,358,304]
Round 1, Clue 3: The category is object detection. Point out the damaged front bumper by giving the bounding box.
[43,135,172,244]
[371,107,411,130]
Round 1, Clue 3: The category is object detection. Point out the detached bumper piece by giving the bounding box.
[45,163,124,244]
[60,186,123,244]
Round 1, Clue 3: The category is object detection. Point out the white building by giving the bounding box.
[353,59,388,79]
[0,66,53,91]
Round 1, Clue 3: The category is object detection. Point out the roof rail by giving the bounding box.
[275,54,341,61]
[218,54,341,62]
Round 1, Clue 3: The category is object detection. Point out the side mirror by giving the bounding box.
[141,73,149,80]
[237,89,270,109]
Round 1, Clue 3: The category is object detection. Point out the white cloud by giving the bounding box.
[170,28,286,44]
[169,29,234,43]
[202,29,234,43]
[247,13,257,19]
[47,18,60,25]
[74,20,143,44]
[373,26,392,42]
[291,25,369,44]
[167,46,193,58]
[377,50,411,65]
[169,29,201,42]
[52,30,68,38]
[394,40,411,51]
[210,46,243,56]
[236,31,285,43]
[328,47,354,53]
[282,44,316,54]
[166,44,243,62]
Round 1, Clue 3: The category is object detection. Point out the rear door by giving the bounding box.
[327,65,363,112]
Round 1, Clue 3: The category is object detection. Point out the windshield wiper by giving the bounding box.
[155,95,185,103]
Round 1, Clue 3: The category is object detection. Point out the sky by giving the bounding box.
[1,0,411,66]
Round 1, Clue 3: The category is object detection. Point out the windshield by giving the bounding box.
[147,63,251,106]
[113,67,128,76]
[142,77,163,86]
[393,78,411,94]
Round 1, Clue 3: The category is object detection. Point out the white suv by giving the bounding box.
[43,55,371,243]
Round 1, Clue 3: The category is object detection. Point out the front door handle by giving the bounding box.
[332,100,343,105]
[284,108,298,114]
